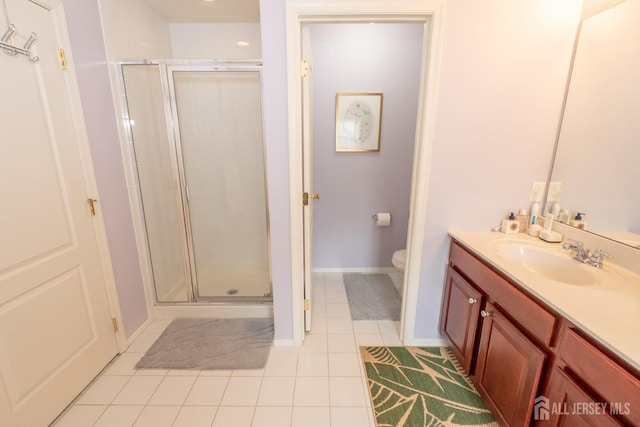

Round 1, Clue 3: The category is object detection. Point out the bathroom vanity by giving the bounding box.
[440,231,640,426]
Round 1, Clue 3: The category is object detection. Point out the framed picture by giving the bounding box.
[335,93,383,152]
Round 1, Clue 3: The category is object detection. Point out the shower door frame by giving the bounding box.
[119,60,273,305]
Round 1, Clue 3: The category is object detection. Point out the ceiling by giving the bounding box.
[140,0,260,23]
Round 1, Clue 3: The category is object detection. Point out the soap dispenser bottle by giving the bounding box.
[501,212,519,234]
[570,212,587,230]
[516,209,529,232]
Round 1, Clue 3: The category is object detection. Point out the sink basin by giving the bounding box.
[493,242,598,286]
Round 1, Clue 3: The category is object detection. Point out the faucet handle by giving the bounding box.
[590,249,612,259]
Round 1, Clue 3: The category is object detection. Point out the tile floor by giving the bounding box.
[52,272,404,427]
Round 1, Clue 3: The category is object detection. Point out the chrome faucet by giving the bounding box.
[562,240,611,268]
[562,240,590,263]
[588,249,611,269]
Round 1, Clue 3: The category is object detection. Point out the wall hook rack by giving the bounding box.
[1,24,39,63]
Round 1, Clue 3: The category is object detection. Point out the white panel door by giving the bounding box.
[0,1,118,426]
[302,27,315,332]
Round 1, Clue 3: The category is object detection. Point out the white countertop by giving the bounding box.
[449,230,640,372]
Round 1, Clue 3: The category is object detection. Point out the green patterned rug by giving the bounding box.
[361,346,497,427]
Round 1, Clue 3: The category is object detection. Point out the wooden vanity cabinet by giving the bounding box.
[441,240,555,426]
[439,266,482,373]
[442,239,640,427]
[475,301,547,426]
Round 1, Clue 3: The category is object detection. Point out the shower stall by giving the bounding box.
[120,61,271,304]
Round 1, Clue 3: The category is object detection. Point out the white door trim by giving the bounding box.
[44,0,127,351]
[285,0,447,345]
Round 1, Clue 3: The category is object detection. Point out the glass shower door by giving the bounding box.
[170,68,270,299]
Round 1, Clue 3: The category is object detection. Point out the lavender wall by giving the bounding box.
[309,23,423,269]
[62,0,148,338]
[259,0,293,342]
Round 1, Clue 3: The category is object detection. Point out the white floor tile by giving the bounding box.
[51,272,405,427]
[93,405,143,427]
[293,377,330,407]
[112,376,164,405]
[331,407,373,427]
[52,405,106,427]
[257,377,295,406]
[377,320,400,336]
[264,350,298,377]
[291,406,331,427]
[355,333,385,346]
[148,376,196,405]
[352,321,381,334]
[127,333,160,353]
[329,353,363,377]
[172,406,218,427]
[252,406,292,427]
[143,319,172,334]
[307,316,327,334]
[76,376,131,405]
[326,317,354,334]
[133,406,180,427]
[184,377,229,406]
[220,377,263,406]
[297,353,329,376]
[328,334,357,353]
[300,333,328,353]
[103,353,142,376]
[212,406,255,427]
[330,377,368,407]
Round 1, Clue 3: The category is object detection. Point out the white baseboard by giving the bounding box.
[273,339,296,347]
[125,317,153,349]
[404,338,448,347]
[313,267,398,274]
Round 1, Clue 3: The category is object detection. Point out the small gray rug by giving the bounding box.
[343,273,401,320]
[135,318,273,370]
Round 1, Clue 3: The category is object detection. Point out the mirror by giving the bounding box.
[547,0,640,248]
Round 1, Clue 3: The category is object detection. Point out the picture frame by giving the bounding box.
[335,92,383,152]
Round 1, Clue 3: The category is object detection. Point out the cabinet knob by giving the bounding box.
[480,310,493,318]
[468,297,477,305]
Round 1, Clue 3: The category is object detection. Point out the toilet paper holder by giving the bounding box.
[371,213,391,221]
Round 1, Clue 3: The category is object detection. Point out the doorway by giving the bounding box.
[286,1,446,345]
[302,22,424,331]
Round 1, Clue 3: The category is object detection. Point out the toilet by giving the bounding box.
[392,249,407,272]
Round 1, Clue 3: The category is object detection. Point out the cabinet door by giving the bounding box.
[475,302,547,426]
[439,267,482,373]
[539,368,622,427]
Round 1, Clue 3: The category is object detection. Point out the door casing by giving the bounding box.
[285,0,448,345]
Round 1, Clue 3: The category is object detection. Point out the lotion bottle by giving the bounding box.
[516,209,529,233]
[570,212,587,230]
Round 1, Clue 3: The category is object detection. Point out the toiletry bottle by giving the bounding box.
[516,209,529,233]
[501,212,519,234]
[530,202,540,226]
[570,212,587,230]
[557,209,570,224]
[550,202,560,219]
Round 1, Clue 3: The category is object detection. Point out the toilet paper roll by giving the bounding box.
[375,213,391,227]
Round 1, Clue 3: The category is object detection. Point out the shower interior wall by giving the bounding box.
[100,0,268,308]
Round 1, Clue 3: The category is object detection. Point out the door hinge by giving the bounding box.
[57,48,67,70]
[304,299,310,311]
[301,60,309,77]
[87,198,97,216]
[303,192,309,206]
[111,317,119,332]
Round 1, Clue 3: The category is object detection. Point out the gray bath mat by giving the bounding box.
[135,318,273,370]
[343,273,401,320]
